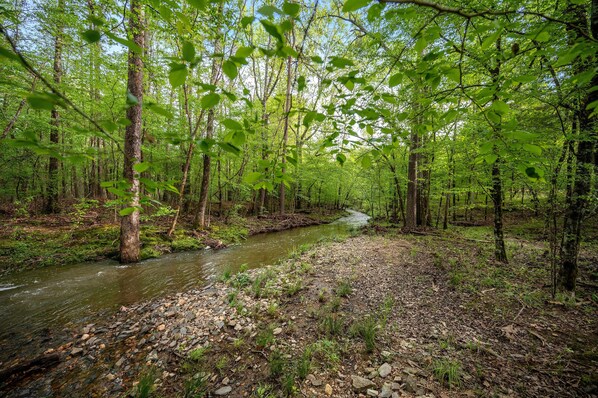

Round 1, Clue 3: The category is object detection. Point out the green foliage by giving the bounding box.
[350,315,378,353]
[335,280,352,297]
[433,358,462,388]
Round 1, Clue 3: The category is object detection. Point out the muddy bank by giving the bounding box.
[2,232,597,397]
[0,209,345,276]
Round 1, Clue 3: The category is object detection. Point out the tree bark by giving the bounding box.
[45,0,64,214]
[279,54,293,215]
[558,0,598,292]
[405,131,419,230]
[119,0,144,263]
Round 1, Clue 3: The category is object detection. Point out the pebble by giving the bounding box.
[380,383,393,398]
[367,389,379,396]
[81,334,90,341]
[325,384,333,396]
[214,386,232,395]
[351,375,375,390]
[378,363,392,378]
[273,327,283,335]
[70,347,83,356]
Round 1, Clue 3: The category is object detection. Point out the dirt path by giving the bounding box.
[2,234,596,397]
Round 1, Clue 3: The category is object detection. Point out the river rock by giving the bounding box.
[379,383,393,398]
[367,389,379,396]
[352,375,375,390]
[273,327,283,335]
[70,347,83,356]
[214,386,232,395]
[378,363,392,378]
[325,384,333,396]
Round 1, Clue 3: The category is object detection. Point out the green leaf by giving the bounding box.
[201,93,221,109]
[535,31,550,42]
[126,91,139,105]
[388,72,403,87]
[286,156,298,166]
[169,64,188,87]
[525,166,542,180]
[446,68,460,83]
[484,154,498,164]
[260,20,284,43]
[491,100,510,115]
[513,75,536,83]
[105,32,142,54]
[282,1,301,17]
[235,46,254,58]
[27,93,59,110]
[522,144,542,156]
[244,171,263,184]
[0,46,20,61]
[222,118,243,130]
[481,29,501,50]
[133,162,151,173]
[361,154,372,168]
[258,5,281,17]
[187,0,207,10]
[342,0,369,13]
[414,36,427,53]
[182,41,196,62]
[241,16,255,28]
[119,207,137,216]
[218,142,241,156]
[81,29,101,43]
[311,55,324,63]
[223,60,238,80]
[330,56,354,68]
[336,153,346,165]
[231,131,246,146]
[146,103,174,119]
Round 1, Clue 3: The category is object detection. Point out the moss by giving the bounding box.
[171,236,201,251]
[140,247,161,260]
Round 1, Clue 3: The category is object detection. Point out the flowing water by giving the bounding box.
[0,210,369,364]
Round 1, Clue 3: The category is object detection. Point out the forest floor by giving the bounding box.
[1,219,597,397]
[0,207,343,276]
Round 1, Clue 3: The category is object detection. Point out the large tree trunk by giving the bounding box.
[119,0,144,264]
[45,0,64,214]
[490,38,508,263]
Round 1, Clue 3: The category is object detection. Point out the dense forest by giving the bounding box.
[0,0,597,396]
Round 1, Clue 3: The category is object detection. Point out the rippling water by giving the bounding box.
[0,210,369,363]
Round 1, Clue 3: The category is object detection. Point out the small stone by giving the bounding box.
[325,384,333,396]
[403,376,417,393]
[70,347,83,356]
[81,334,90,341]
[307,374,322,386]
[380,384,392,398]
[157,324,166,331]
[351,375,375,391]
[115,356,125,368]
[273,327,283,335]
[222,377,230,385]
[367,389,379,396]
[214,386,232,395]
[378,363,392,378]
[106,373,116,381]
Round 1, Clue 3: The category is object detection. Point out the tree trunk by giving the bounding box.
[119,0,144,264]
[558,0,598,292]
[405,131,419,230]
[279,54,292,215]
[194,29,222,229]
[45,0,64,214]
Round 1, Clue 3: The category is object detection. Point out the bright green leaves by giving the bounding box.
[388,73,403,88]
[146,102,174,119]
[282,1,301,18]
[258,5,282,18]
[221,118,243,131]
[297,76,306,92]
[260,20,284,44]
[235,46,254,58]
[330,56,354,69]
[187,0,207,10]
[133,162,151,173]
[119,207,137,216]
[336,153,347,166]
[491,100,510,116]
[201,93,221,109]
[481,28,502,50]
[223,60,238,80]
[27,92,63,111]
[169,63,188,88]
[105,32,142,54]
[342,0,369,13]
[446,68,461,84]
[244,171,263,185]
[182,41,196,62]
[81,30,101,43]
[414,36,427,53]
[241,16,255,28]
